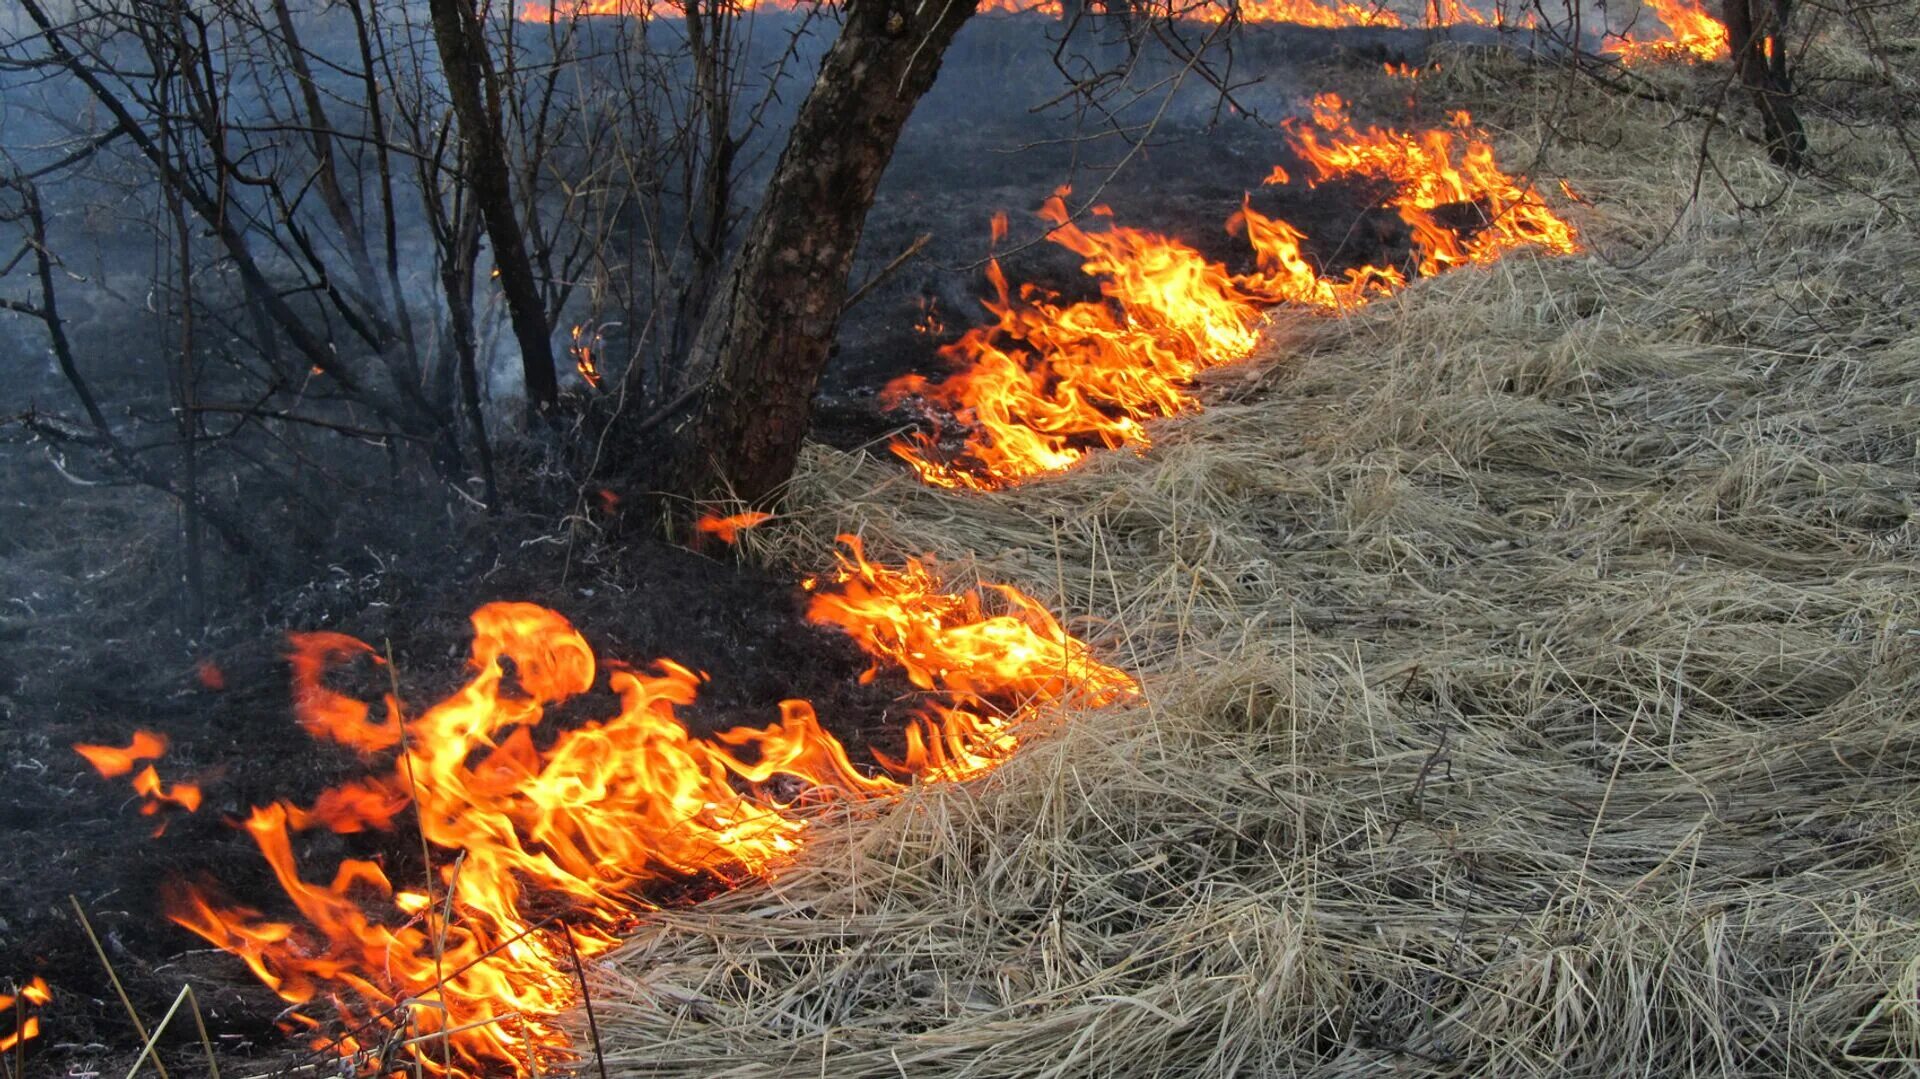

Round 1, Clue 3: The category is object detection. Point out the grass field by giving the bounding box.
[585,40,1920,1077]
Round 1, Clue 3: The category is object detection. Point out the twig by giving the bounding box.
[182,985,221,1079]
[841,232,933,316]
[122,984,192,1079]
[562,928,610,1079]
[69,895,170,1079]
[383,640,452,1077]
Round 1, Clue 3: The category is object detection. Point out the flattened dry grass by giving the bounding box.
[589,45,1920,1077]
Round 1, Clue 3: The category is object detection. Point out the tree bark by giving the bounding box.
[649,0,978,506]
[427,0,562,411]
[1721,0,1807,170]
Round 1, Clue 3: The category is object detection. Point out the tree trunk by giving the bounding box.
[427,0,561,411]
[648,0,978,506]
[1722,0,1807,170]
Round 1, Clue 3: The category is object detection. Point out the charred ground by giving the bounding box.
[1,16,1485,1074]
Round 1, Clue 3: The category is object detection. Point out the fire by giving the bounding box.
[1281,93,1582,277]
[132,764,203,814]
[74,729,168,776]
[913,294,946,337]
[806,536,1136,780]
[693,509,775,543]
[162,541,1133,1075]
[0,977,50,1055]
[507,0,1724,61]
[517,0,1055,20]
[887,95,1577,489]
[1208,0,1402,28]
[75,729,202,832]
[1607,0,1730,62]
[569,324,602,389]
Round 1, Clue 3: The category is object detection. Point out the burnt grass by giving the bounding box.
[0,16,1481,1076]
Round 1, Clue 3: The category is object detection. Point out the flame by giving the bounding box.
[1283,93,1582,277]
[507,0,1721,61]
[516,0,1054,20]
[0,977,49,1054]
[1210,0,1403,29]
[197,658,227,690]
[887,96,1577,489]
[76,730,204,834]
[693,510,775,544]
[163,542,1133,1075]
[569,325,602,389]
[1606,0,1729,62]
[913,294,946,337]
[133,764,203,814]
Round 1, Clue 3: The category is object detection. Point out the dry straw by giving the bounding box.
[589,38,1920,1078]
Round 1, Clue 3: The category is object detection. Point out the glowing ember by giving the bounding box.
[888,96,1578,489]
[161,541,1133,1075]
[0,977,50,1055]
[693,510,775,544]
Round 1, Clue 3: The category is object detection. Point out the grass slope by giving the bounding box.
[589,42,1920,1078]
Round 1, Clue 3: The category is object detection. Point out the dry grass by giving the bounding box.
[588,44,1920,1078]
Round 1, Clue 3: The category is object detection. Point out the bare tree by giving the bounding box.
[644,0,979,506]
[1721,0,1807,169]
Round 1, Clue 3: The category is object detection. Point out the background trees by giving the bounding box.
[0,0,1894,626]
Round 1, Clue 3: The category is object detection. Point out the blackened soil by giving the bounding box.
[0,527,918,1078]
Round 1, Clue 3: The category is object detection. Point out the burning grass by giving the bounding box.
[884,94,1581,491]
[586,48,1920,1078]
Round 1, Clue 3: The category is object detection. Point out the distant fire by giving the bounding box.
[137,539,1132,1075]
[887,94,1579,489]
[510,0,1727,64]
[1605,0,1729,62]
[568,324,603,389]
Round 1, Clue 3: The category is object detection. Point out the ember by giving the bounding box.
[150,539,1133,1075]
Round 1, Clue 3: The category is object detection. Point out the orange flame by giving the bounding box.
[508,0,1720,59]
[1606,0,1729,62]
[74,729,167,777]
[913,294,946,337]
[1282,94,1581,278]
[569,325,603,390]
[133,764,204,815]
[163,542,1133,1075]
[76,730,203,833]
[516,0,1054,19]
[693,510,775,544]
[0,977,49,1054]
[887,96,1577,489]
